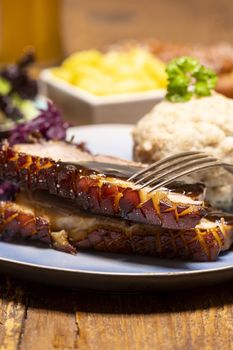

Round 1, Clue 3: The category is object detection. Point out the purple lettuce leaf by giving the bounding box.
[0,181,19,201]
[8,101,69,145]
[0,51,38,100]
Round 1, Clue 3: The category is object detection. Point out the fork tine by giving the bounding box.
[133,153,209,186]
[139,156,218,190]
[128,151,204,182]
[148,160,222,192]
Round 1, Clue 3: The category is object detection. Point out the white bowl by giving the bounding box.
[40,69,165,125]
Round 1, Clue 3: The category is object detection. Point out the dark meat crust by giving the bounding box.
[0,201,76,253]
[76,225,228,262]
[149,41,233,75]
[148,40,233,98]
[0,196,232,261]
[0,143,207,230]
[0,201,51,244]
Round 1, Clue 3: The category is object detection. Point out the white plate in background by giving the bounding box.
[67,124,133,160]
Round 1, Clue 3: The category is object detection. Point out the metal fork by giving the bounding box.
[128,151,233,192]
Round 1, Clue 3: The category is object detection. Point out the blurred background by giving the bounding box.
[1,0,233,126]
[0,0,233,64]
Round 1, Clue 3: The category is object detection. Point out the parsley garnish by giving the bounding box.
[165,56,217,102]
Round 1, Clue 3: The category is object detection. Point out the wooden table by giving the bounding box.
[0,276,232,350]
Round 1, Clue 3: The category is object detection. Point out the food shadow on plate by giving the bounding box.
[79,250,233,271]
[0,238,201,270]
[0,238,51,251]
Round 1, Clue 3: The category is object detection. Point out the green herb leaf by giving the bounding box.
[0,77,11,95]
[165,56,217,102]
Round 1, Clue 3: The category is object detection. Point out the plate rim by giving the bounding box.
[0,245,232,277]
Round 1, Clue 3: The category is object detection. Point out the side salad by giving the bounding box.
[0,52,72,200]
[0,52,68,142]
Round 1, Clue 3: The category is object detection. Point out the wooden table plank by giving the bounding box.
[19,286,78,350]
[0,277,27,350]
[74,285,233,350]
[0,277,232,350]
[62,0,233,54]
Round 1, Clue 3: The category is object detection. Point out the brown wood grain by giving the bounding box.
[19,287,78,350]
[0,277,232,350]
[74,287,233,350]
[0,277,27,350]
[61,0,233,55]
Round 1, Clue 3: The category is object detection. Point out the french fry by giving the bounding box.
[52,47,167,95]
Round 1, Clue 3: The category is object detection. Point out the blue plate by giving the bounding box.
[0,124,232,291]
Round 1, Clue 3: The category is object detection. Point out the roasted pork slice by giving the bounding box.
[0,141,207,230]
[0,191,232,261]
[0,198,75,254]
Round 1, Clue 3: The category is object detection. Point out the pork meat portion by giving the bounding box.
[0,191,232,261]
[0,141,207,230]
